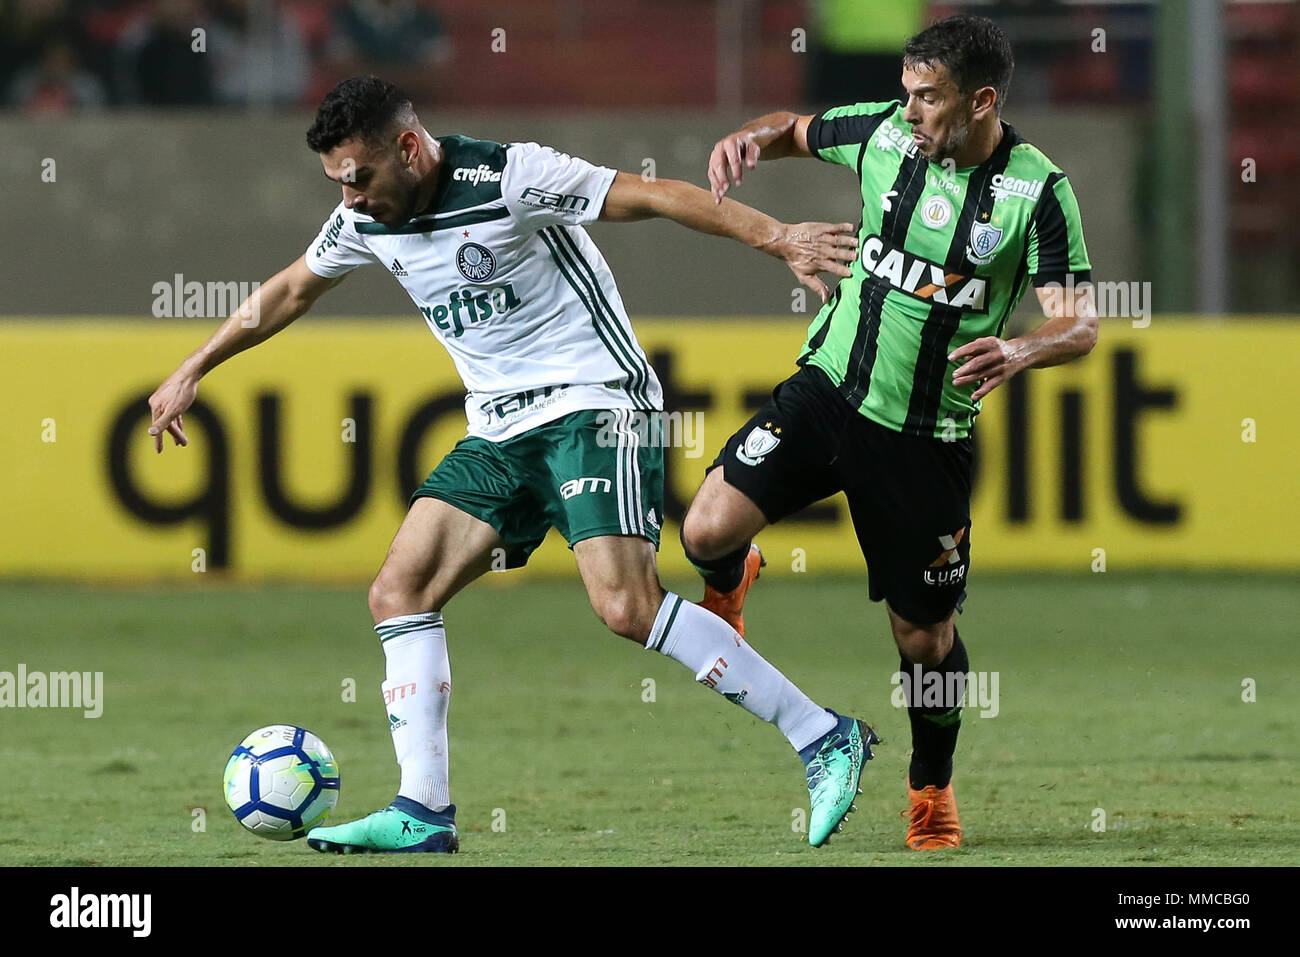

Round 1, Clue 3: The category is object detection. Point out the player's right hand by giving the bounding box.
[708,131,761,203]
[776,221,859,304]
[147,371,197,453]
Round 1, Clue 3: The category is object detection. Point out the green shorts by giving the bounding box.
[410,409,665,568]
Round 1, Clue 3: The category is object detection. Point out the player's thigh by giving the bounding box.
[696,366,847,547]
[530,409,666,640]
[374,436,531,618]
[572,534,663,642]
[843,420,974,635]
[370,496,507,620]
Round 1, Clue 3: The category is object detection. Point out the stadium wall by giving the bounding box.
[1,318,1291,581]
[1,111,1136,317]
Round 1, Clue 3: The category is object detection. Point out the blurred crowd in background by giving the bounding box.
[5,1,1295,118]
[1,0,449,111]
[0,0,1176,112]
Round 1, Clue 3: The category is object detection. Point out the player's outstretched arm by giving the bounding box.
[707,111,816,203]
[599,170,856,302]
[147,255,344,452]
[949,283,1099,400]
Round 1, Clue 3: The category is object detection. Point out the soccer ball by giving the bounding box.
[223,725,341,840]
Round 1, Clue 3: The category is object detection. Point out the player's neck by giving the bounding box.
[412,136,444,216]
[947,118,1004,170]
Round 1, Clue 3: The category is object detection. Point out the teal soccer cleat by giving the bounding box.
[306,797,459,854]
[801,711,880,847]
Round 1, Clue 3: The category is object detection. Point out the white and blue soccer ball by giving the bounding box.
[223,725,341,840]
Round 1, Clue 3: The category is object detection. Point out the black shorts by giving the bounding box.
[712,364,973,626]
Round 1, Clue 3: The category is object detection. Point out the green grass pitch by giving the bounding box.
[1,573,1296,866]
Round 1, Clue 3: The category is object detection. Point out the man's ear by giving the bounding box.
[973,85,998,120]
[398,130,419,165]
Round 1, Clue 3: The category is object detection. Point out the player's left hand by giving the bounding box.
[774,221,858,303]
[949,336,1024,400]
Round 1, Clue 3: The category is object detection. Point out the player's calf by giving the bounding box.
[695,543,765,638]
[892,612,970,849]
[681,472,770,637]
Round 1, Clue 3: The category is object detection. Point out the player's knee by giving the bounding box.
[893,617,953,667]
[368,571,430,624]
[590,592,655,644]
[681,508,742,561]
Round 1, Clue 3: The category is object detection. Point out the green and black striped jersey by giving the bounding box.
[801,101,1091,438]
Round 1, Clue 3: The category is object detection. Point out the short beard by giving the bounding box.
[932,117,971,164]
[396,190,420,223]
[389,178,424,224]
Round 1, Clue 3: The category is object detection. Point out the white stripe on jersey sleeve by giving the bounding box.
[304,202,377,278]
[501,142,618,231]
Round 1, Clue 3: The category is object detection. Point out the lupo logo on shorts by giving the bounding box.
[923,527,968,586]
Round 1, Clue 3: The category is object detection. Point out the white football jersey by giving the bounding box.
[304,135,663,440]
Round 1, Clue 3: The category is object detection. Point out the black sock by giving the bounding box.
[903,628,969,790]
[682,536,750,593]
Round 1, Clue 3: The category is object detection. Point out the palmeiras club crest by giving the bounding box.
[455,242,497,282]
[965,221,1003,266]
[736,422,782,466]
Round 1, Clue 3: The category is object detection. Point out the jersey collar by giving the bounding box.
[416,136,459,218]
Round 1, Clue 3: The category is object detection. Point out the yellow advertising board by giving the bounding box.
[1,318,1294,581]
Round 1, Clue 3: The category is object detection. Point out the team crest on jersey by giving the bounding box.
[736,422,781,466]
[456,242,497,282]
[966,221,1003,266]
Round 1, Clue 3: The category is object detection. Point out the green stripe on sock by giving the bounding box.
[375,619,441,643]
[923,705,963,727]
[653,595,684,652]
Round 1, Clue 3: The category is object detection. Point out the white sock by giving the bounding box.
[375,612,451,811]
[646,592,835,752]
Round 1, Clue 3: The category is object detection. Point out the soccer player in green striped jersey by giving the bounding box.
[683,14,1099,850]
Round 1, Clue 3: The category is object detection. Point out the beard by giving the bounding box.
[371,190,418,226]
[931,115,971,164]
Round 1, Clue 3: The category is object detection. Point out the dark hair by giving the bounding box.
[306,76,415,153]
[903,15,1014,112]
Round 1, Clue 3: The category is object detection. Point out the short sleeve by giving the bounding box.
[805,101,899,167]
[304,203,376,278]
[1028,173,1092,287]
[501,142,617,230]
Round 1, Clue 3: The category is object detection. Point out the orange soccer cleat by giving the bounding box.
[905,782,963,850]
[698,544,765,638]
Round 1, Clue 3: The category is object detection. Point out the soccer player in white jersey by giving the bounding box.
[147,76,874,853]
